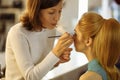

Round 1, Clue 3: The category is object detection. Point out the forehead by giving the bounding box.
[43,1,63,11]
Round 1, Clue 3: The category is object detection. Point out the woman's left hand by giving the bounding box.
[54,48,73,67]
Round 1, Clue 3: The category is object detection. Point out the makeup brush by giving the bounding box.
[48,25,74,38]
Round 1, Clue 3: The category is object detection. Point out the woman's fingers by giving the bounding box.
[59,32,72,40]
[52,33,73,57]
[59,48,73,62]
[54,48,73,67]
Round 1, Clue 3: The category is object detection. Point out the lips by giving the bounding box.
[52,23,57,26]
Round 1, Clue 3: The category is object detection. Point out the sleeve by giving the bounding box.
[9,30,59,80]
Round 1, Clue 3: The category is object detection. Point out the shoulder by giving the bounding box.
[8,23,30,36]
[7,23,29,41]
[8,23,23,34]
[79,71,102,80]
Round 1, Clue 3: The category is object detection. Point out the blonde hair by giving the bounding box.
[78,12,120,80]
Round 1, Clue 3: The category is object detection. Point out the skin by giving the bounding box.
[73,25,87,53]
[73,26,102,80]
[39,1,74,65]
[74,25,94,61]
[40,1,63,29]
[80,71,102,80]
[53,32,73,66]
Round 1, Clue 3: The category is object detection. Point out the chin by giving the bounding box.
[75,48,80,52]
[50,26,56,29]
[48,27,55,30]
[74,46,79,52]
[74,44,77,50]
[74,46,81,52]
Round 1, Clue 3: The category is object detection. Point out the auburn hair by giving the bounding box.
[20,0,62,31]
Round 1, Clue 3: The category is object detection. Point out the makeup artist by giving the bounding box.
[5,0,73,80]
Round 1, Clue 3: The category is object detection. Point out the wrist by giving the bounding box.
[52,49,61,57]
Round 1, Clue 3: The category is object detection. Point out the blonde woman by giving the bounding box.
[73,12,120,80]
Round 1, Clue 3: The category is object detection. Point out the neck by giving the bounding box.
[84,47,94,62]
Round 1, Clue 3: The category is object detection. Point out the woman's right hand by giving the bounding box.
[52,32,73,57]
[54,48,73,67]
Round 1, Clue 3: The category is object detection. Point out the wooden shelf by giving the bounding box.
[0,8,23,22]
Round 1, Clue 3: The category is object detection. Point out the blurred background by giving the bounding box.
[0,0,120,79]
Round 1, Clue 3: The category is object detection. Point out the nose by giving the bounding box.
[54,13,61,21]
[72,33,76,39]
[70,32,75,36]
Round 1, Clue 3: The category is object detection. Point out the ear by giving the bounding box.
[85,37,92,47]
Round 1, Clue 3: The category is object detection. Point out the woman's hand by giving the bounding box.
[54,48,73,67]
[52,32,73,57]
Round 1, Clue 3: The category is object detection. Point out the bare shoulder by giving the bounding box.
[79,71,102,80]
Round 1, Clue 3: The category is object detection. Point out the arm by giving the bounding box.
[9,29,59,80]
[52,32,73,67]
[54,48,73,67]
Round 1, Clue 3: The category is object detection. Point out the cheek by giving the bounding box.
[41,16,48,24]
[40,16,51,28]
[74,37,85,52]
[40,14,50,23]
